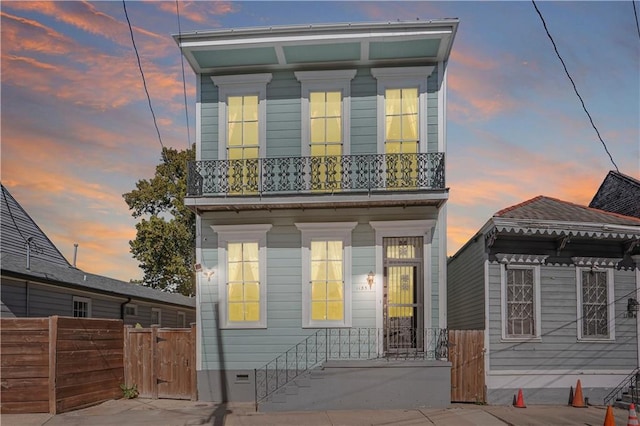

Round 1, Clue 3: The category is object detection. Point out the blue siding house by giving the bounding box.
[448,196,640,405]
[176,21,458,410]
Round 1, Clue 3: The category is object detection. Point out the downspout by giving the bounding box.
[26,281,30,317]
[120,297,132,321]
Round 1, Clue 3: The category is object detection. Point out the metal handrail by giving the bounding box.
[254,327,448,408]
[603,367,640,406]
[187,152,445,197]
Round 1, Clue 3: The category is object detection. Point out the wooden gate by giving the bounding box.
[124,325,196,400]
[449,330,485,403]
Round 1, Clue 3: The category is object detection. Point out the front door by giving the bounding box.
[383,237,424,355]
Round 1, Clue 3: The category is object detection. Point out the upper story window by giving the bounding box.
[211,74,272,194]
[124,304,138,317]
[496,254,547,341]
[371,67,434,155]
[212,224,272,329]
[151,308,162,326]
[573,257,619,341]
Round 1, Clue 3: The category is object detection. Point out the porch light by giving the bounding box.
[367,271,375,289]
[628,298,639,318]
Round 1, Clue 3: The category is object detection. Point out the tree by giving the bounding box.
[123,146,195,296]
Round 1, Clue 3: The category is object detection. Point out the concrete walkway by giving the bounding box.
[0,399,631,426]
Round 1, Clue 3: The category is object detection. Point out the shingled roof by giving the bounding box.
[1,184,194,308]
[495,195,640,227]
[589,171,640,218]
[1,184,70,267]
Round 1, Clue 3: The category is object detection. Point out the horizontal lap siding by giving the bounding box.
[200,76,218,160]
[447,237,486,330]
[488,264,637,371]
[1,279,27,316]
[266,71,301,157]
[199,206,440,370]
[351,69,377,155]
[427,66,439,153]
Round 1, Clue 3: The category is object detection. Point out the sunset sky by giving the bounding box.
[1,1,638,283]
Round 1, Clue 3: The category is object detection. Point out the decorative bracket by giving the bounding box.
[485,228,497,249]
[556,235,570,256]
[625,240,640,255]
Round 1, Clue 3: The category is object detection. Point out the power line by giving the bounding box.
[122,0,165,152]
[175,0,192,150]
[633,1,640,41]
[531,0,620,173]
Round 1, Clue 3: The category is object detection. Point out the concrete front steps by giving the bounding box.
[258,359,451,412]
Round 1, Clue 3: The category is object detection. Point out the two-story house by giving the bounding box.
[175,20,458,411]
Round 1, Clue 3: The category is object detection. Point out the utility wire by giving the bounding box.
[633,1,640,41]
[531,0,619,173]
[122,0,165,154]
[175,0,192,150]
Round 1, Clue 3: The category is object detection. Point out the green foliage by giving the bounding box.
[123,146,196,296]
[120,383,139,399]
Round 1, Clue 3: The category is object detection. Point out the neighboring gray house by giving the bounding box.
[448,195,640,404]
[1,184,195,327]
[590,170,640,219]
[175,20,458,410]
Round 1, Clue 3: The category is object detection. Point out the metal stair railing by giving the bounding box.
[254,327,448,408]
[603,367,640,406]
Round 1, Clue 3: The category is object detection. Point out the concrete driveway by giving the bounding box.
[0,399,631,426]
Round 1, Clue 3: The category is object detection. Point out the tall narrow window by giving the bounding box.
[311,240,344,321]
[506,268,535,337]
[384,88,418,155]
[296,222,356,328]
[579,268,611,339]
[228,242,260,322]
[212,224,271,329]
[227,95,259,193]
[310,91,342,190]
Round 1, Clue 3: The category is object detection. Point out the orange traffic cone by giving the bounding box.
[629,402,639,426]
[514,388,526,408]
[572,379,586,408]
[603,405,615,426]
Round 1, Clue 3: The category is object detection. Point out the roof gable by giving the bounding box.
[589,171,640,218]
[1,184,70,267]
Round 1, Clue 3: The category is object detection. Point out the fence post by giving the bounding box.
[48,316,58,415]
[190,323,197,401]
[151,325,159,399]
[123,325,131,388]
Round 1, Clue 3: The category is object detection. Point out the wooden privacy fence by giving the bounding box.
[449,329,486,403]
[124,324,196,400]
[0,316,124,414]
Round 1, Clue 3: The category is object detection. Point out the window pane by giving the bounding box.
[327,281,343,299]
[243,261,259,282]
[228,303,244,321]
[311,118,326,143]
[311,241,325,260]
[245,283,260,301]
[228,243,242,262]
[401,88,418,114]
[506,268,535,336]
[228,261,243,282]
[311,282,327,300]
[243,122,258,145]
[228,96,243,121]
[386,116,401,141]
[244,96,258,121]
[228,148,243,160]
[326,118,341,143]
[312,261,328,280]
[326,91,341,116]
[326,144,341,156]
[228,122,242,146]
[310,92,325,118]
[327,301,343,320]
[245,303,260,321]
[228,283,243,302]
[312,302,327,320]
[401,114,418,140]
[327,241,342,259]
[327,261,342,280]
[386,89,401,114]
[581,270,608,337]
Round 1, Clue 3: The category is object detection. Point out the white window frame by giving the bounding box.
[295,222,357,328]
[371,67,434,154]
[295,70,357,157]
[177,311,186,328]
[124,303,138,317]
[576,266,615,341]
[211,74,272,160]
[72,296,92,318]
[151,308,162,326]
[500,264,542,341]
[212,224,272,329]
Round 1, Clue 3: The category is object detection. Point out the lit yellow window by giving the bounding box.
[310,240,343,321]
[310,91,342,191]
[227,95,259,193]
[384,88,418,188]
[227,242,260,322]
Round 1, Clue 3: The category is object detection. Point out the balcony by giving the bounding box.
[186,153,446,211]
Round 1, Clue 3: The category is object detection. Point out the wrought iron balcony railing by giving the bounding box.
[254,327,449,408]
[187,152,445,197]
